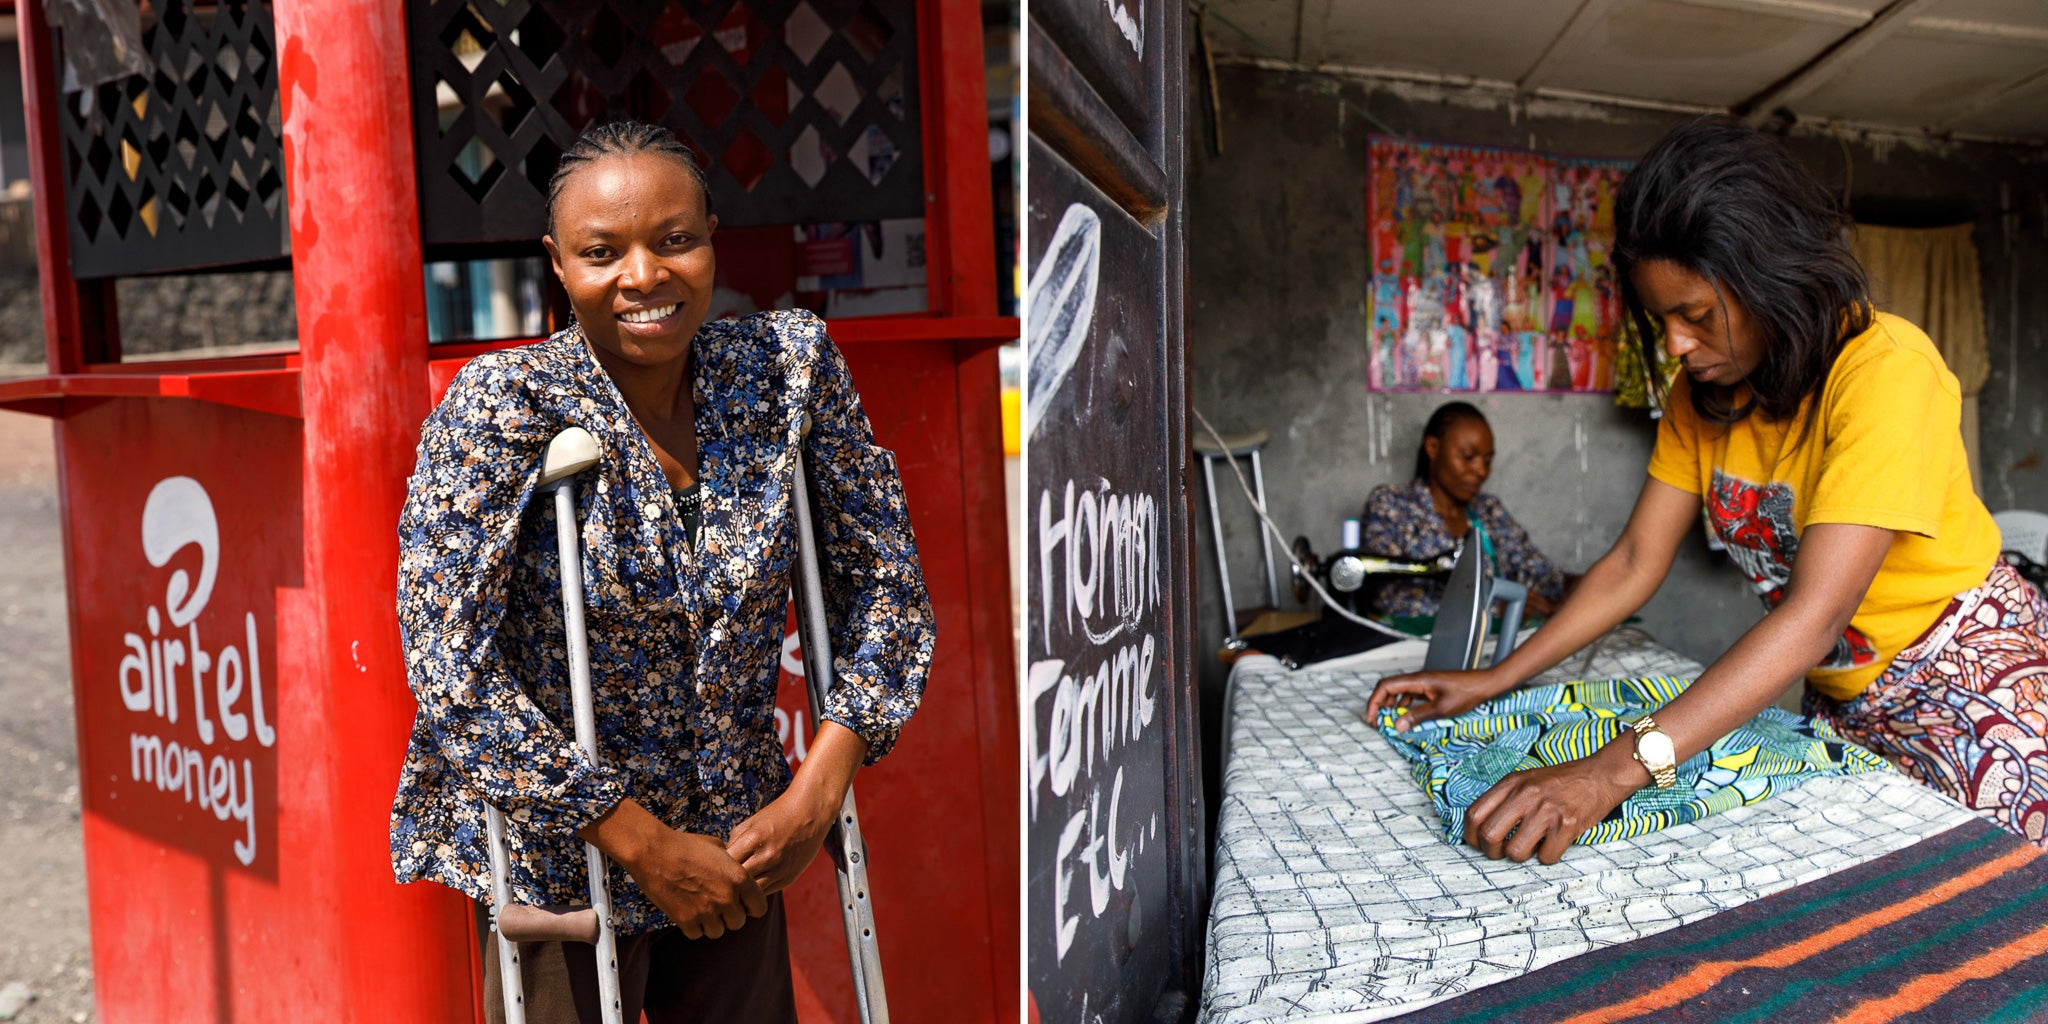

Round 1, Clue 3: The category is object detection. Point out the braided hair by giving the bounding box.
[544,120,713,237]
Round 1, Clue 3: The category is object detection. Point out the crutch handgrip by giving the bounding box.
[497,904,602,944]
[539,427,601,486]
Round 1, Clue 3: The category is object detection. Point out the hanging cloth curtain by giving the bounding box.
[1851,223,1990,493]
[1613,329,1679,412]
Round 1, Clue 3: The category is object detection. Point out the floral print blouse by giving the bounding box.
[389,310,934,934]
[1359,479,1567,619]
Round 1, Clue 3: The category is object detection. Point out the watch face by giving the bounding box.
[1638,730,1675,765]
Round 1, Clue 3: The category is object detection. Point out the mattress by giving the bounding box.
[1201,628,1983,1024]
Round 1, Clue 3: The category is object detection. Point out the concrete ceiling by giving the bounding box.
[1201,0,2048,143]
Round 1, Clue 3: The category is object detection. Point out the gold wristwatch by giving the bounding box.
[1630,715,1679,790]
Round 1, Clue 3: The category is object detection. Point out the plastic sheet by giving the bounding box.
[51,0,153,93]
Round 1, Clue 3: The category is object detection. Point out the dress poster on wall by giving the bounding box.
[1368,137,1629,394]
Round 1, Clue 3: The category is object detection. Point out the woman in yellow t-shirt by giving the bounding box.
[1369,116,2048,859]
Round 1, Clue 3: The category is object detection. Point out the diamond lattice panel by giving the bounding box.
[410,0,923,247]
[56,0,289,279]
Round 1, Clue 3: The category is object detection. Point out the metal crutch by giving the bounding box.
[483,425,625,1024]
[1194,428,1279,647]
[790,414,891,1024]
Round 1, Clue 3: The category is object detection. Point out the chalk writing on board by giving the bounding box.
[1026,203,1102,438]
[1105,0,1143,57]
[1029,477,1165,962]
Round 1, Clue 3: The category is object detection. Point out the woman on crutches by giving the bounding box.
[389,119,934,1024]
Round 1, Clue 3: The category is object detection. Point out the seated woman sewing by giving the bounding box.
[1361,402,1573,619]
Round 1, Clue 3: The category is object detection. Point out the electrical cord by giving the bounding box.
[1193,407,1410,641]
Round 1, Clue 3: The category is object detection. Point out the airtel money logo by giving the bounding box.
[118,477,276,866]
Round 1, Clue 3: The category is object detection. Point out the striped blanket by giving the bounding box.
[1386,817,2048,1024]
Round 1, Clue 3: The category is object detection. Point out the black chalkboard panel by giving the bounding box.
[1025,137,1172,1021]
[1025,2,1198,1018]
[1030,0,1156,147]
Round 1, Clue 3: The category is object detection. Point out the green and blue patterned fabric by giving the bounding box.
[1373,676,1895,845]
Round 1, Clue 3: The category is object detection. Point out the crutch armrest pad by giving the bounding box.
[497,904,601,944]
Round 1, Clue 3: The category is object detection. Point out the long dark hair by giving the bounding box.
[544,120,712,236]
[1613,117,1872,432]
[1413,402,1486,483]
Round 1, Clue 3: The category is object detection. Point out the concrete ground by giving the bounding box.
[0,408,92,1023]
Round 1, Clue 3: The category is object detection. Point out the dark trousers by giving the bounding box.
[480,896,798,1024]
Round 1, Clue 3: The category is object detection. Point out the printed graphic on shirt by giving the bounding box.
[1707,469,1877,672]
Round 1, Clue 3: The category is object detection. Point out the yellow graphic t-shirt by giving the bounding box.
[1646,312,2000,700]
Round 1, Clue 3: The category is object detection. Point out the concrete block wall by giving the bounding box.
[0,269,299,368]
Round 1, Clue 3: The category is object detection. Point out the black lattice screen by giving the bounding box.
[56,0,289,279]
[411,0,923,248]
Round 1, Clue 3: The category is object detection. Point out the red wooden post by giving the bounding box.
[271,0,473,1017]
[920,0,1001,320]
[919,3,1020,1018]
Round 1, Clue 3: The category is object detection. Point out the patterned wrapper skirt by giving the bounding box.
[1806,560,2048,848]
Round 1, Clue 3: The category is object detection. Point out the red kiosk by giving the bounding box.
[0,1,1017,1021]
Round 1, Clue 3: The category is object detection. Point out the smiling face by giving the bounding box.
[1425,416,1494,507]
[543,150,718,368]
[1629,258,1766,387]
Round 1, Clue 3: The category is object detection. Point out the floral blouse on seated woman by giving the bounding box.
[1361,402,1569,620]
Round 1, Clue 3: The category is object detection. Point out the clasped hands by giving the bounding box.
[1367,667,1650,865]
[583,781,841,940]
[581,723,867,939]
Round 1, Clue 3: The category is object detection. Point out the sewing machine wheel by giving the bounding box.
[1291,535,1318,605]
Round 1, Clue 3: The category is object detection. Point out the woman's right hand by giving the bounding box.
[623,830,769,940]
[1365,668,1508,731]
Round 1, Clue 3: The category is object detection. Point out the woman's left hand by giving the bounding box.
[726,721,869,895]
[726,786,839,896]
[1463,747,1640,864]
